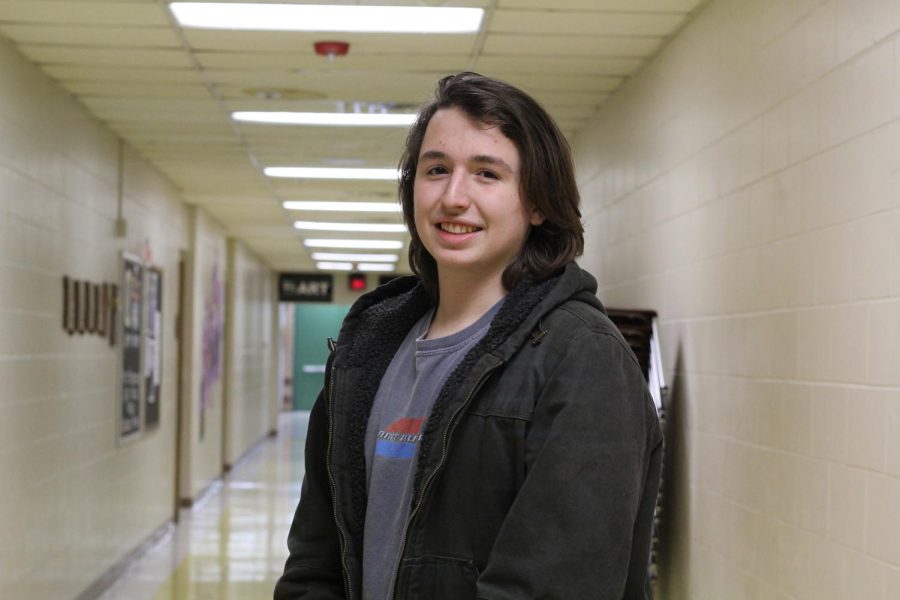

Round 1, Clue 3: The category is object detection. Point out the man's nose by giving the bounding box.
[441,171,470,211]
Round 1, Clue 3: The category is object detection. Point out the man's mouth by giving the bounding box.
[439,222,481,234]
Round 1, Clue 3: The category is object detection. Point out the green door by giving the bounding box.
[293,303,349,410]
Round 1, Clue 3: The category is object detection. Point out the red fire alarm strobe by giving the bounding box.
[348,272,367,292]
[314,41,350,60]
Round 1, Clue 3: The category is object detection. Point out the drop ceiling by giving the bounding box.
[0,0,704,273]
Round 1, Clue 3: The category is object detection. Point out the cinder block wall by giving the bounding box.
[0,34,188,599]
[0,33,278,599]
[573,0,900,597]
[224,238,275,468]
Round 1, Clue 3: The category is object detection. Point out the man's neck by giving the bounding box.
[427,270,506,339]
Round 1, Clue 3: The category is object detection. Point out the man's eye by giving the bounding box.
[425,165,447,175]
[478,170,499,180]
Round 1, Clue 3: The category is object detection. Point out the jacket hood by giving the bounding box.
[337,262,602,364]
[487,262,603,363]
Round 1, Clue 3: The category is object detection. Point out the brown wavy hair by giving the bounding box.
[398,72,583,301]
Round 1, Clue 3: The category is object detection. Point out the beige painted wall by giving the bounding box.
[572,0,900,598]
[181,207,228,501]
[224,239,275,468]
[0,34,279,599]
[0,36,188,599]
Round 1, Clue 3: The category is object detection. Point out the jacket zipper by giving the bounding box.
[324,338,356,600]
[389,365,498,599]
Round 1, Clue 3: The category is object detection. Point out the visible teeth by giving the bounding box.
[440,223,478,234]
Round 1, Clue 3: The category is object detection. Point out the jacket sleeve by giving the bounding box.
[273,390,346,600]
[475,329,663,600]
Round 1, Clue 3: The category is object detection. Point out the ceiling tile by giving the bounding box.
[476,55,642,75]
[42,65,199,82]
[498,0,702,11]
[482,33,663,56]
[0,2,168,26]
[490,9,686,36]
[0,23,180,46]
[182,29,478,55]
[18,45,193,67]
[195,51,469,72]
[64,81,209,98]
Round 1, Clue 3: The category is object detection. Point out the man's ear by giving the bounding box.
[530,209,546,226]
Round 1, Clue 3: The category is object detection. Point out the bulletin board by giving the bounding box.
[120,254,143,441]
[144,267,163,430]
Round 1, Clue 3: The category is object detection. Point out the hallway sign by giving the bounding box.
[279,273,333,302]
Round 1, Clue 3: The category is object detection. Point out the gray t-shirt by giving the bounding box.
[361,302,502,600]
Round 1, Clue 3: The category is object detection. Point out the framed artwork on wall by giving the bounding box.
[120,254,144,442]
[144,267,162,429]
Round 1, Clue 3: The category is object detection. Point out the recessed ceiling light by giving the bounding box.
[294,221,406,233]
[316,261,354,271]
[283,201,401,213]
[234,111,416,127]
[357,263,396,272]
[310,253,399,262]
[266,167,399,180]
[169,3,484,34]
[303,239,405,249]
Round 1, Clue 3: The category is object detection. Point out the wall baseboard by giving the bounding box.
[74,521,174,600]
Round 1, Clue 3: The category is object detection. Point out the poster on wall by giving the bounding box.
[144,267,162,429]
[200,260,224,440]
[120,254,144,441]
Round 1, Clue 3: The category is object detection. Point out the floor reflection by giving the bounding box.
[96,411,309,600]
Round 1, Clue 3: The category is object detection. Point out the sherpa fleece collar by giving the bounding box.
[330,262,600,542]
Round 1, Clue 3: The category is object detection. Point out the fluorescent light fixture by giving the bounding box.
[316,261,353,271]
[234,111,416,127]
[303,239,405,250]
[283,201,401,213]
[294,221,406,233]
[266,167,399,181]
[310,253,398,263]
[170,3,484,34]
[357,263,396,272]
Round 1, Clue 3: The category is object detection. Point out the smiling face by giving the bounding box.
[413,107,544,288]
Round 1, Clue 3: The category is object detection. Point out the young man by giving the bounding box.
[274,72,663,600]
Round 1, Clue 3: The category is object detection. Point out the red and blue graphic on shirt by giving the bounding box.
[375,418,424,459]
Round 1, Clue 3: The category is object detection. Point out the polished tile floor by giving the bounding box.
[96,412,309,600]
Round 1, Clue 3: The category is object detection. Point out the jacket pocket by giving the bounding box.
[395,555,480,600]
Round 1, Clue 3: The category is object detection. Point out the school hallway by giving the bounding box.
[93,411,308,600]
[2,1,900,599]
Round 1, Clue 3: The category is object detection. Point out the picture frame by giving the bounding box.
[119,254,144,442]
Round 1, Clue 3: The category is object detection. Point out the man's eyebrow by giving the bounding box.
[418,150,514,173]
[419,150,447,161]
[471,154,514,173]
